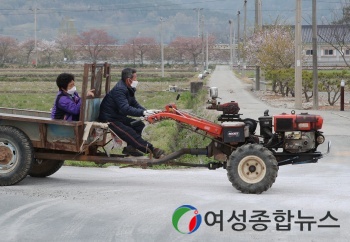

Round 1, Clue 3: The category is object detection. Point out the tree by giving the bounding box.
[164,45,177,64]
[318,10,350,68]
[318,71,349,106]
[37,40,59,66]
[265,69,280,93]
[302,71,313,102]
[244,25,295,70]
[127,37,158,65]
[168,38,187,64]
[329,0,350,25]
[0,36,17,65]
[56,33,77,62]
[265,69,295,97]
[18,39,35,65]
[118,44,134,64]
[147,43,161,64]
[76,29,116,62]
[169,37,203,66]
[277,69,294,97]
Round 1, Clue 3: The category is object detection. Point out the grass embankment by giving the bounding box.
[0,65,213,168]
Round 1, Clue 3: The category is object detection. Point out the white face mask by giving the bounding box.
[67,86,76,95]
[131,80,138,88]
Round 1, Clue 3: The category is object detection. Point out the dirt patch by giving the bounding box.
[251,89,350,111]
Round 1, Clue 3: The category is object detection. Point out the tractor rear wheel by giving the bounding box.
[227,144,278,194]
[29,159,64,178]
[0,126,33,186]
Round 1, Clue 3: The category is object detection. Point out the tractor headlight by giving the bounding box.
[316,135,325,144]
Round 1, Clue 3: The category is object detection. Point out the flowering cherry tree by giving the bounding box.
[18,39,35,65]
[244,25,295,70]
[37,40,59,66]
[56,33,77,62]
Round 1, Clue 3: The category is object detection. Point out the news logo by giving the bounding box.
[172,205,202,234]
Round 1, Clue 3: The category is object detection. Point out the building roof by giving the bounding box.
[302,25,350,44]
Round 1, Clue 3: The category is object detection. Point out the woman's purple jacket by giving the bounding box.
[51,90,81,121]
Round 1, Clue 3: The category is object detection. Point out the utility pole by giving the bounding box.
[206,32,209,71]
[295,0,303,109]
[229,20,233,68]
[132,39,135,67]
[233,28,236,66]
[30,2,38,67]
[160,17,164,77]
[29,0,39,67]
[255,0,262,28]
[255,0,262,91]
[34,7,37,67]
[237,11,241,63]
[312,0,319,109]
[201,13,205,73]
[244,0,247,42]
[193,8,203,37]
[243,0,247,76]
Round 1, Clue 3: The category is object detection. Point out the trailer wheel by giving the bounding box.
[227,144,278,194]
[0,126,33,186]
[29,159,64,178]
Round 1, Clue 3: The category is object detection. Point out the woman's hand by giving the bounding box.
[87,89,95,97]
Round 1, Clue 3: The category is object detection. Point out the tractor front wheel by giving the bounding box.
[227,144,278,194]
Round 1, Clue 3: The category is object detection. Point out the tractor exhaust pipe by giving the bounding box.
[148,148,208,166]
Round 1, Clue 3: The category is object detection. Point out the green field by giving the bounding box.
[0,66,198,110]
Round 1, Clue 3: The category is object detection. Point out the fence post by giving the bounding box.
[340,80,345,111]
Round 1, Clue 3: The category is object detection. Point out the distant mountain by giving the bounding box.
[0,0,343,44]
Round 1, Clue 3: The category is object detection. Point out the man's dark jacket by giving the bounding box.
[98,79,145,122]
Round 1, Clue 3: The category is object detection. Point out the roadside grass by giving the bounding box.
[142,88,214,168]
[64,160,112,167]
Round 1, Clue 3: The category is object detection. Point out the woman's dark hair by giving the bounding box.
[56,73,75,90]
[121,68,136,82]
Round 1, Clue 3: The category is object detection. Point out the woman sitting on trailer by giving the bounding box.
[51,73,94,121]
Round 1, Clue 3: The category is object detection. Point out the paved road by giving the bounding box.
[1,65,349,242]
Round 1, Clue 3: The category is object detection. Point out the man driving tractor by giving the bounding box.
[98,68,165,159]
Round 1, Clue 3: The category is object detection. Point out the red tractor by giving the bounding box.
[144,87,329,194]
